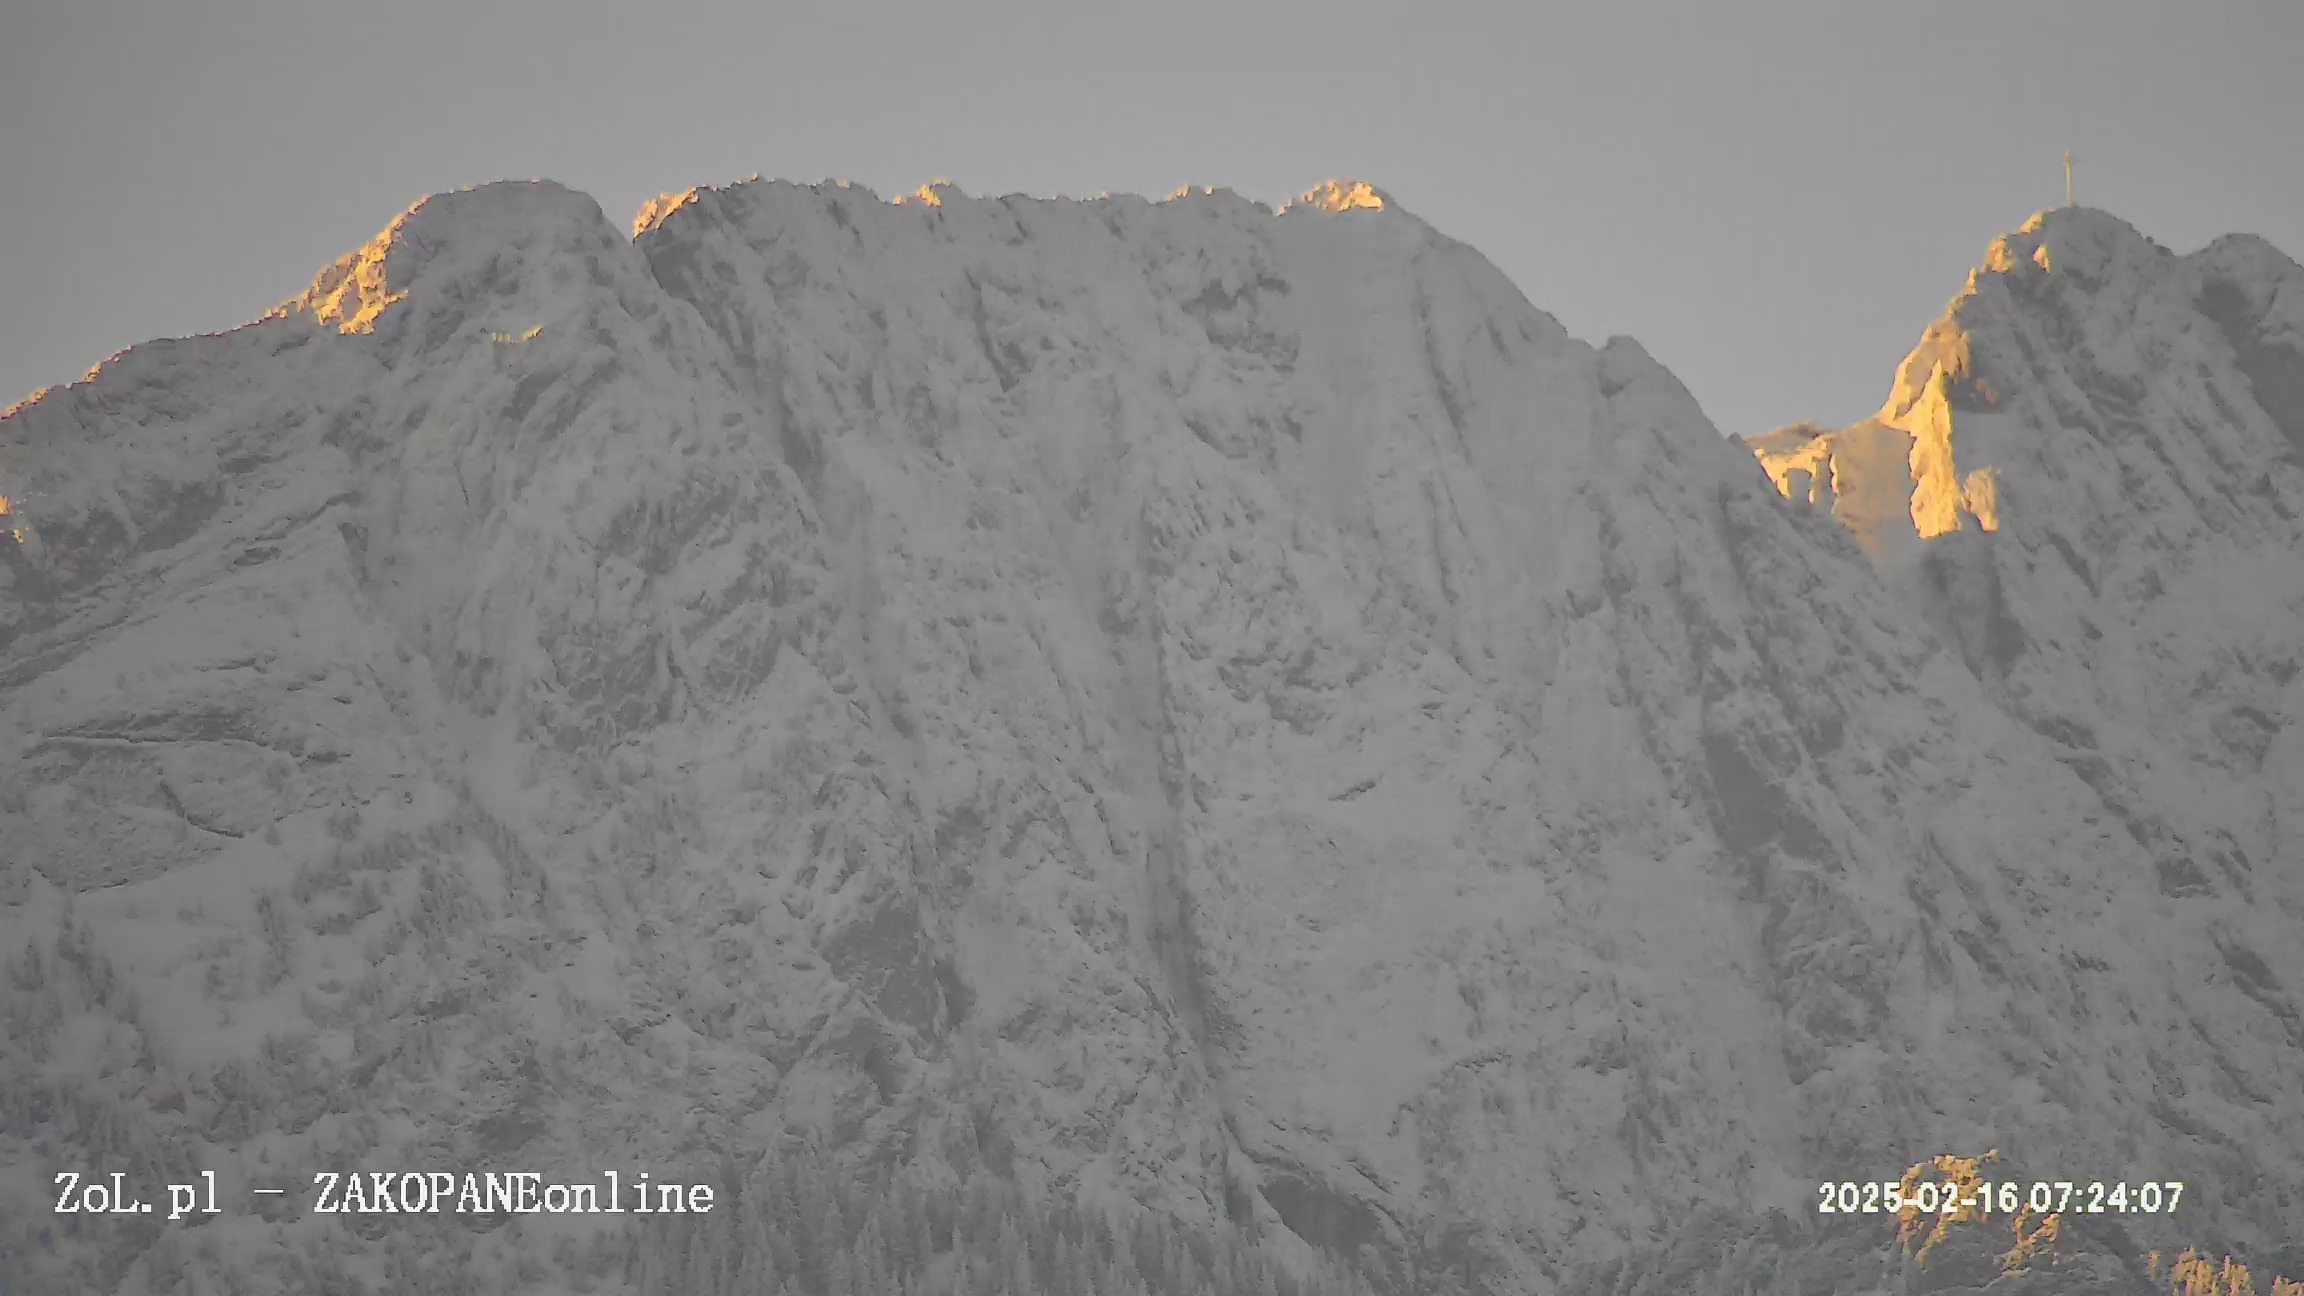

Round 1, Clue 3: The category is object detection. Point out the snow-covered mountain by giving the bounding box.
[1746,207,2304,1082]
[1734,205,2304,1290]
[2,179,2299,1295]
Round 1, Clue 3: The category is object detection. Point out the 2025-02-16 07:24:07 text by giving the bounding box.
[1818,1179,2184,1216]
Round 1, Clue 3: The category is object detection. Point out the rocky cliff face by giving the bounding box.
[3,181,2299,1294]
[1736,205,2304,1291]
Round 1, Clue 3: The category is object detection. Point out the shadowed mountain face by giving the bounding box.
[2,181,2299,1294]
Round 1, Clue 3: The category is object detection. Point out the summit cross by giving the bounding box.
[2065,149,2075,208]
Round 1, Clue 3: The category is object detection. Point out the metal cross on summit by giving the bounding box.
[2065,149,2075,208]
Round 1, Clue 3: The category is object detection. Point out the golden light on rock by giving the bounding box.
[277,207,420,336]
[1891,1155,2298,1294]
[894,180,959,208]
[1291,179,1387,213]
[2159,1249,2304,1296]
[1896,1152,2070,1278]
[1878,321,2001,539]
[1747,418,1938,555]
[1961,466,2001,532]
[1754,270,2008,549]
[1895,1151,2002,1265]
[1997,1208,2061,1271]
[632,188,703,238]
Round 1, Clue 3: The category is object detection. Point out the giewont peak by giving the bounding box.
[1976,205,2169,288]
[1751,204,2304,559]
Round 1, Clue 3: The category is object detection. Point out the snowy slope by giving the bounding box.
[1745,208,2304,1075]
[1736,205,2304,1289]
[3,181,2300,1295]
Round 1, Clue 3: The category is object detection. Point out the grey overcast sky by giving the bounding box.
[3,0,2300,437]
